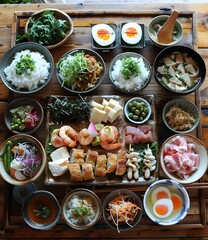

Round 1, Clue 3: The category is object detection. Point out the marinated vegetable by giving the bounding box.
[10,105,40,131]
[127,100,149,122]
[106,195,141,233]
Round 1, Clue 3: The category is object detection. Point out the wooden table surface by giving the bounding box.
[1,2,208,240]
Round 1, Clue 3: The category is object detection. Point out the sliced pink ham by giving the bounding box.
[163,136,199,179]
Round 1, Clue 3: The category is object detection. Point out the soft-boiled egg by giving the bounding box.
[153,198,173,219]
[171,193,182,211]
[151,186,171,203]
[121,22,142,45]
[92,24,115,47]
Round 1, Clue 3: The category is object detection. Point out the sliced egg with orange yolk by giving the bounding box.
[151,186,171,203]
[153,198,174,219]
[92,24,115,46]
[171,193,182,211]
[121,22,142,45]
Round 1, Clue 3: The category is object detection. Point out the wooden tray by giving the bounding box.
[4,9,207,234]
[45,94,158,186]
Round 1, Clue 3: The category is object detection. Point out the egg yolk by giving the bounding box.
[156,191,170,200]
[155,203,169,216]
[171,195,182,211]
[97,29,110,41]
[125,27,138,38]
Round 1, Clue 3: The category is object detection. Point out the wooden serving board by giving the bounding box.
[5,9,207,232]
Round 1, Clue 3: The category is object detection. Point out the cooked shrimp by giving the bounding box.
[99,126,119,144]
[101,142,122,150]
[59,125,79,148]
[51,128,65,148]
[78,128,93,145]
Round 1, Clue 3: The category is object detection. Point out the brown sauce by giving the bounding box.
[27,195,58,225]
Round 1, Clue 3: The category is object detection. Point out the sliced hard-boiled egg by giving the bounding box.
[121,22,142,45]
[92,24,115,46]
[153,198,173,219]
[151,186,171,203]
[171,193,182,211]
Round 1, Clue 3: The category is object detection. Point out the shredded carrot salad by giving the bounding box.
[106,196,141,233]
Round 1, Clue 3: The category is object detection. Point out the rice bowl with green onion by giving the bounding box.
[4,49,50,91]
[109,53,152,93]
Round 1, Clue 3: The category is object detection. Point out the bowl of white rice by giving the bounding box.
[0,42,54,94]
[61,188,101,230]
[109,52,152,94]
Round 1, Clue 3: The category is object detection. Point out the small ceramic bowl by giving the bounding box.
[143,179,190,226]
[25,8,74,49]
[0,42,54,94]
[159,134,208,184]
[153,45,206,94]
[0,134,46,185]
[4,97,44,134]
[103,189,143,233]
[22,190,61,230]
[162,98,200,134]
[124,97,151,124]
[109,52,151,94]
[13,183,37,204]
[61,188,101,230]
[148,15,183,48]
[56,48,106,94]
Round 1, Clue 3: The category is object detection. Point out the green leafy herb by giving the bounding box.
[57,52,88,86]
[16,10,68,45]
[121,57,140,80]
[73,207,90,217]
[33,205,51,219]
[47,96,91,124]
[15,54,35,76]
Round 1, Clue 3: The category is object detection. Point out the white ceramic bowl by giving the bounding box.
[124,97,151,124]
[159,134,208,184]
[0,134,46,185]
[162,98,200,134]
[148,15,183,48]
[143,179,190,226]
[61,188,101,230]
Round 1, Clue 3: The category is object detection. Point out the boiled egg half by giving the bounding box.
[92,24,116,47]
[151,186,171,203]
[153,198,173,218]
[121,22,142,45]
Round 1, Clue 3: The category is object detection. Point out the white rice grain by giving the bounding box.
[4,50,50,91]
[111,57,150,91]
